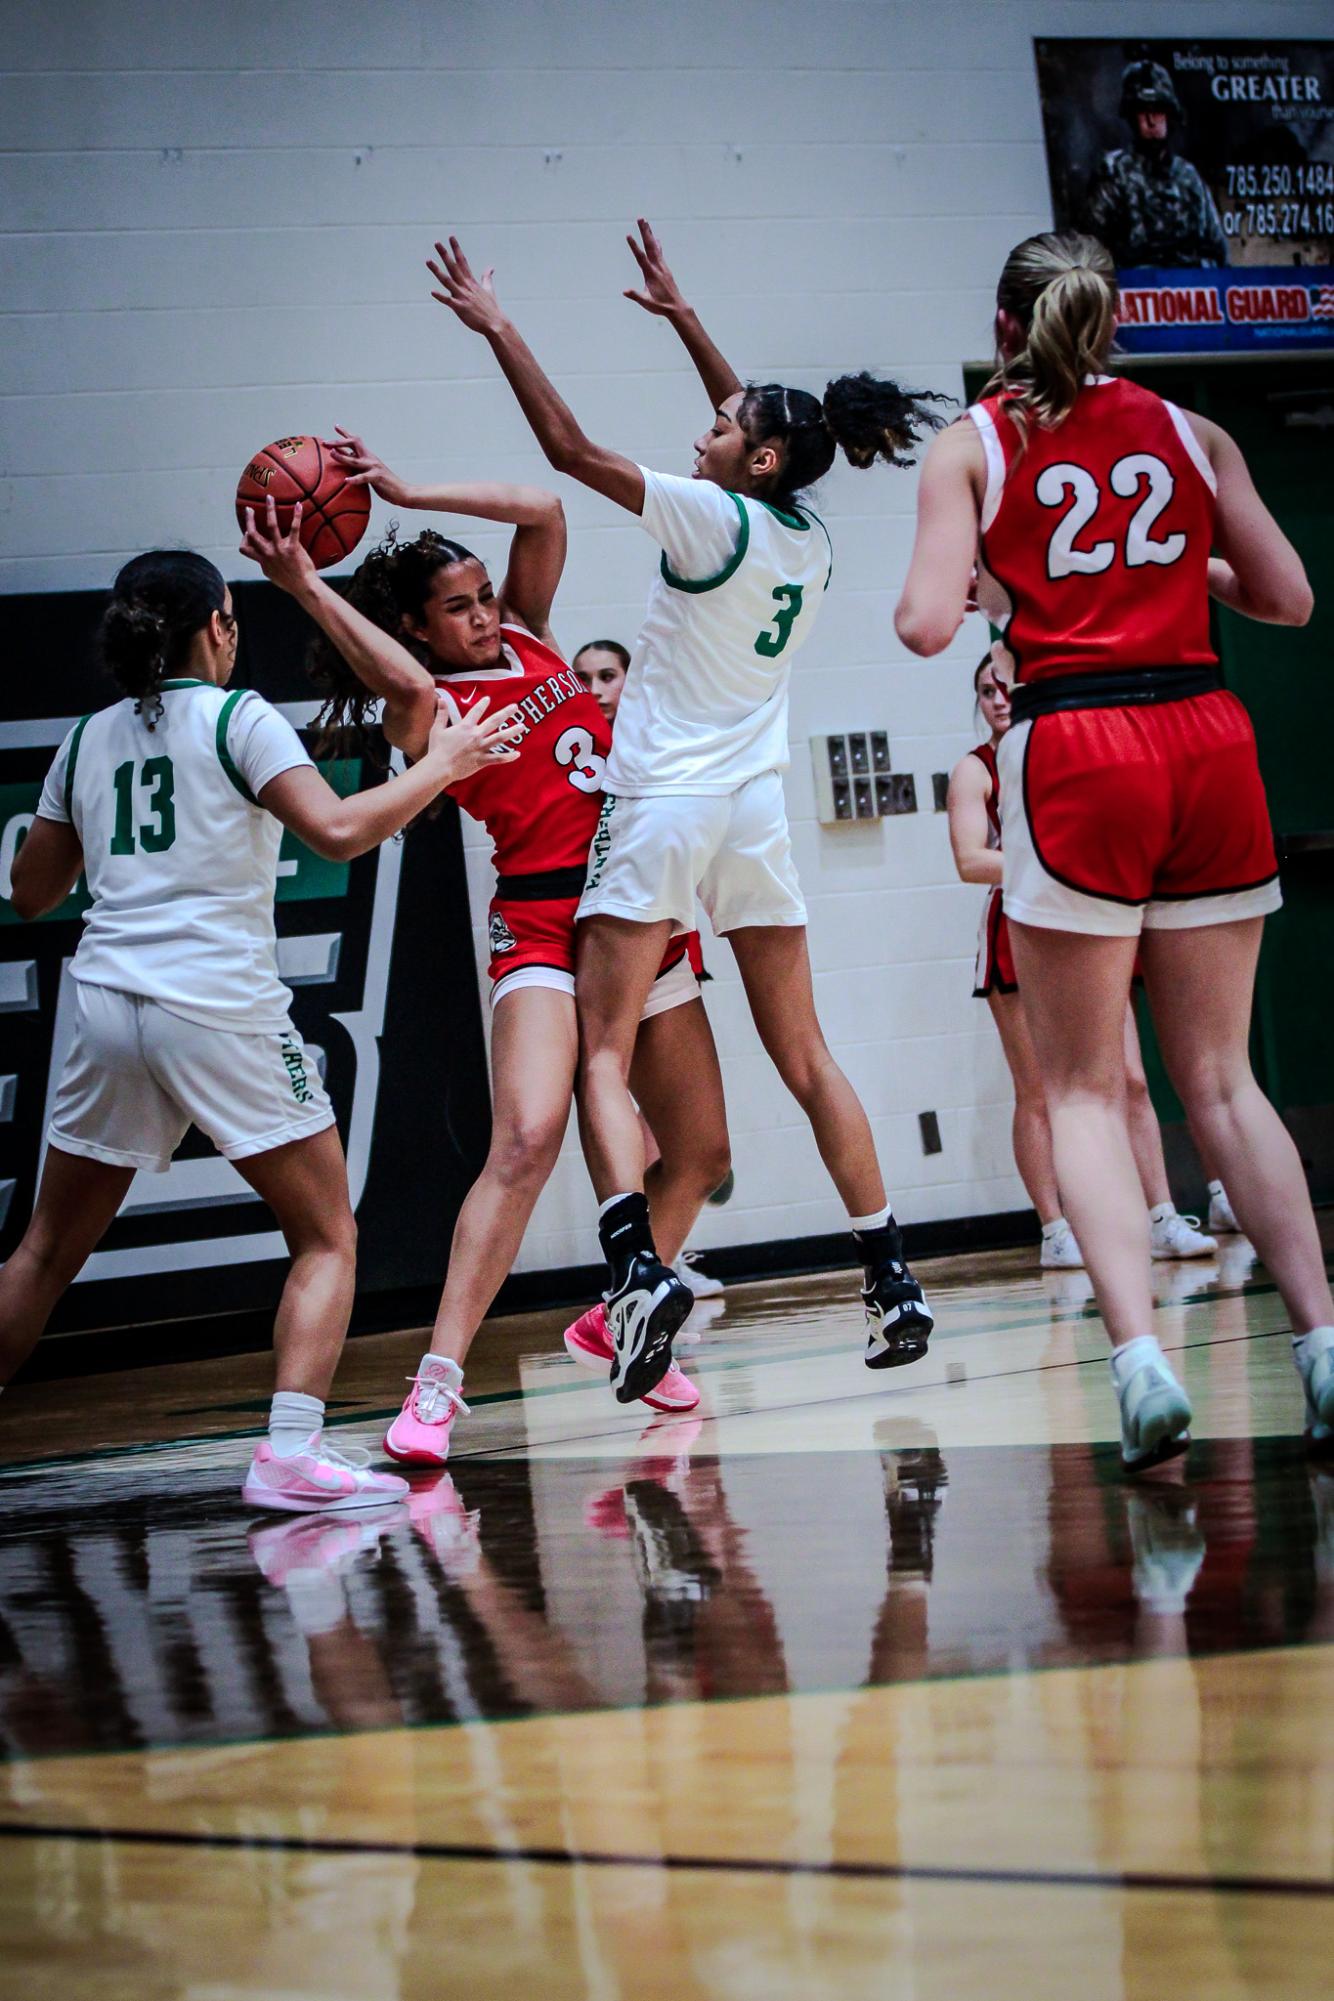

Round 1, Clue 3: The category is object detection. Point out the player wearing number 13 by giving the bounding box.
[1,537,517,1509]
[897,231,1333,1473]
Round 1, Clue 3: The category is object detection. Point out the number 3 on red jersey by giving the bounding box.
[554,724,606,794]
[1038,453,1187,581]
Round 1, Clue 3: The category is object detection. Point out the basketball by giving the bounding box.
[235,434,371,569]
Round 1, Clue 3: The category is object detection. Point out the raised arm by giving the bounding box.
[946,753,1002,887]
[623,219,742,410]
[240,497,439,758]
[427,237,647,516]
[895,421,986,657]
[1192,415,1313,627]
[324,429,567,643]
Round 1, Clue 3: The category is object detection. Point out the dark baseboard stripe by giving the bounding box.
[0,1819,1327,1901]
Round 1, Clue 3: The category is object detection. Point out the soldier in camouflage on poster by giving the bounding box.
[1083,59,1228,268]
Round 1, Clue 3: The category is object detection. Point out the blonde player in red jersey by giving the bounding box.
[305,443,731,1457]
[901,230,1332,1470]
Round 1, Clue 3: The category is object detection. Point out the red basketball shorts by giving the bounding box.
[997,690,1281,938]
[487,892,696,1015]
[973,887,1017,997]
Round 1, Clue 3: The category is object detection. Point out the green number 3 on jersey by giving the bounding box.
[110,755,177,855]
[754,583,805,659]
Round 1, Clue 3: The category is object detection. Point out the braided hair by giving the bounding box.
[99,550,228,730]
[739,375,949,510]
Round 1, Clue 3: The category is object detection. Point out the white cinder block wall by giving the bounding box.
[4,0,1325,1272]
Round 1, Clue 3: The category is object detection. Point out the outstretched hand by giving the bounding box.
[323,427,410,506]
[427,688,523,782]
[427,237,506,335]
[239,494,317,593]
[624,218,688,318]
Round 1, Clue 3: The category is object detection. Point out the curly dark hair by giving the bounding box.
[307,525,483,763]
[739,375,950,509]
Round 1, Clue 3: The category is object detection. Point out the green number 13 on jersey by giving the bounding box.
[754,583,805,658]
[110,756,176,854]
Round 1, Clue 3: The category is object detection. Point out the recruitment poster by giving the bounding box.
[1034,39,1334,352]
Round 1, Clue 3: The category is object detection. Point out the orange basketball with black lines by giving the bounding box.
[235,435,371,571]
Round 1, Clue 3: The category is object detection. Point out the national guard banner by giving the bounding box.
[1034,39,1334,353]
[0,579,493,1341]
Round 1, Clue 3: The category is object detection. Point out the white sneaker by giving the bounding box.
[1039,1219,1084,1269]
[1149,1210,1217,1260]
[1207,1185,1240,1235]
[672,1251,724,1298]
[242,1436,409,1514]
[1125,1490,1206,1614]
[1294,1327,1334,1446]
[1114,1339,1192,1473]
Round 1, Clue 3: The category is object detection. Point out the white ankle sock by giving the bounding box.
[1041,1217,1068,1239]
[849,1205,893,1232]
[1148,1203,1175,1226]
[1207,1180,1225,1198]
[1111,1334,1166,1390]
[1294,1326,1334,1357]
[418,1353,464,1390]
[269,1390,325,1458]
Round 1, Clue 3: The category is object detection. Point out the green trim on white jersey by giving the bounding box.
[660,492,750,594]
[216,689,259,804]
[63,714,92,820]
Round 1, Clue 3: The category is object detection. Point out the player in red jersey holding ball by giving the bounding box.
[900,230,1332,1470]
[306,445,730,1458]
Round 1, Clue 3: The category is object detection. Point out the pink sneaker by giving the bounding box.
[563,1302,700,1414]
[241,1436,408,1515]
[408,1472,482,1574]
[249,1507,404,1585]
[384,1358,470,1466]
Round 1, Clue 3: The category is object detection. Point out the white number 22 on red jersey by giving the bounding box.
[1037,453,1187,581]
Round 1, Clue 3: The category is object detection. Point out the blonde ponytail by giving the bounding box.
[984,232,1118,443]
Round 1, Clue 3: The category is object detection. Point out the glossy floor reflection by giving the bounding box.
[1,1234,1332,1998]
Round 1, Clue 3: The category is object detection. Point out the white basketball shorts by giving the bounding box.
[577,768,807,935]
[48,980,336,1174]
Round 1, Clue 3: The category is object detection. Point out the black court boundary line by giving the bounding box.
[0,1820,1329,1901]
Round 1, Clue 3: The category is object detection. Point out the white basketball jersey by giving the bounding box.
[37,678,312,1029]
[607,469,834,796]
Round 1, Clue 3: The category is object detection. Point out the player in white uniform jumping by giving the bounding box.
[0,504,518,1507]
[427,223,946,1401]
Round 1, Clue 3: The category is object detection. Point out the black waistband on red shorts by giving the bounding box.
[1010,664,1222,724]
[494,863,589,902]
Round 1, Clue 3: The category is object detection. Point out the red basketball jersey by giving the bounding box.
[969,740,1002,842]
[970,377,1217,684]
[437,624,610,876]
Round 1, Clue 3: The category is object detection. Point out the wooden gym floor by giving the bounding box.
[1,1228,1331,1998]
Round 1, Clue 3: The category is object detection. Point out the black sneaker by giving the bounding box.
[863,1255,933,1370]
[606,1253,693,1404]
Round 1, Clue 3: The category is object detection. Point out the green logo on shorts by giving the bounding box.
[584,793,617,892]
[279,1033,314,1105]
